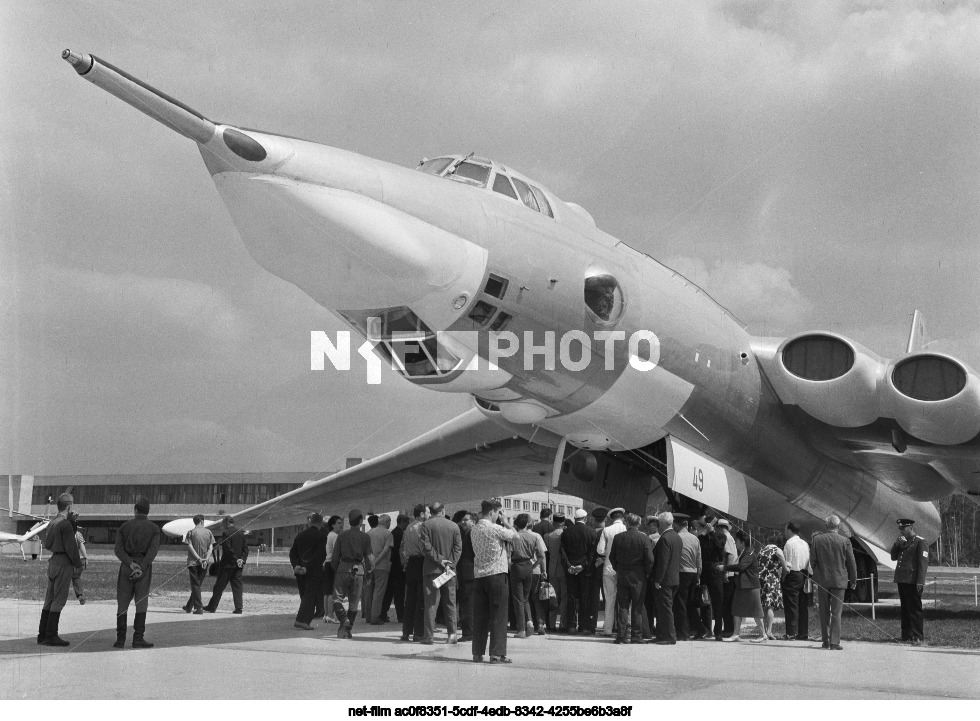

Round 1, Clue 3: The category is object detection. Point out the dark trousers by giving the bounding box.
[615,570,646,640]
[457,577,474,637]
[722,578,736,635]
[564,570,584,631]
[897,582,924,641]
[707,579,725,638]
[586,569,602,631]
[782,570,809,638]
[208,565,243,611]
[473,572,509,658]
[655,583,678,642]
[382,567,405,621]
[185,566,206,611]
[296,572,324,624]
[510,563,533,632]
[642,576,658,638]
[117,563,153,614]
[674,572,700,639]
[402,556,424,639]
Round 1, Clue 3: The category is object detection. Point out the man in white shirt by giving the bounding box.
[673,513,703,640]
[470,499,518,663]
[714,517,738,638]
[596,508,626,636]
[780,521,811,641]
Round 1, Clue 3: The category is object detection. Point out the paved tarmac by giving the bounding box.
[1,597,977,701]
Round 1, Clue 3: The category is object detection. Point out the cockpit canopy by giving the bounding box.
[417,154,554,218]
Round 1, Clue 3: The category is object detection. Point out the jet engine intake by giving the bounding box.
[768,333,884,427]
[884,352,980,445]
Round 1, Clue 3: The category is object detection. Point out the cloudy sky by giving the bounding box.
[2,1,978,475]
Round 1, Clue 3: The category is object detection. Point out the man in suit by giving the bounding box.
[381,513,409,623]
[544,514,567,632]
[651,511,681,645]
[400,503,429,642]
[365,514,393,624]
[559,508,594,633]
[532,507,554,537]
[420,501,463,644]
[584,508,607,634]
[810,514,856,650]
[204,516,249,614]
[890,518,929,645]
[609,513,654,644]
[290,513,328,630]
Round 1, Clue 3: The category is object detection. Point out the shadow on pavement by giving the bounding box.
[0,613,406,655]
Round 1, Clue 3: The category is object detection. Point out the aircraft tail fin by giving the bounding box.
[62,49,216,144]
[906,309,926,354]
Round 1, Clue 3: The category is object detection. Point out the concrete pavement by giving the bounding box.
[1,597,977,700]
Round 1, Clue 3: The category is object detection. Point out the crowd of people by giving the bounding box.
[32,493,931,656]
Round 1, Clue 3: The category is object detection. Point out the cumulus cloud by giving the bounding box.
[664,256,813,330]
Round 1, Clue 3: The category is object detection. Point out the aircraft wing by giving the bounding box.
[0,521,49,544]
[228,409,556,532]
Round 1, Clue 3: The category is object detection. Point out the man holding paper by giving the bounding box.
[420,501,463,645]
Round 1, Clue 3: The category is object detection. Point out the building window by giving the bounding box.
[532,502,539,512]
[523,500,530,511]
[504,498,511,509]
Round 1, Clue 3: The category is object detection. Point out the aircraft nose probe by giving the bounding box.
[62,48,216,144]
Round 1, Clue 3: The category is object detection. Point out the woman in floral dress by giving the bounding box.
[759,540,786,640]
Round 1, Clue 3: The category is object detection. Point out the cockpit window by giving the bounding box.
[492,172,519,199]
[418,157,454,176]
[447,161,491,188]
[529,185,553,218]
[511,178,539,212]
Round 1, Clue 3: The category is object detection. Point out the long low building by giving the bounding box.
[2,474,582,550]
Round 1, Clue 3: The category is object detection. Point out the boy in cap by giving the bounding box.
[37,493,82,646]
[890,519,929,644]
[204,515,249,614]
[114,497,161,648]
[331,508,375,638]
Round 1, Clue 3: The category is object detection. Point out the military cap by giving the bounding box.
[134,497,150,514]
[592,507,608,520]
[673,512,690,521]
[608,507,625,518]
[57,492,74,505]
[714,518,731,528]
[897,518,915,527]
[553,514,566,523]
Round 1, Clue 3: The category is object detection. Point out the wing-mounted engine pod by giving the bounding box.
[884,352,980,445]
[770,332,884,427]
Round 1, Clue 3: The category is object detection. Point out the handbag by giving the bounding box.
[538,580,557,602]
[699,584,711,608]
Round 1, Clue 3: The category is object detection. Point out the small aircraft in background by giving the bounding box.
[0,507,50,562]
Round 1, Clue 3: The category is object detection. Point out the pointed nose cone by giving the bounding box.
[204,130,487,311]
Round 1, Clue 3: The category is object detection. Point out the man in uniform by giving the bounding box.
[37,493,82,647]
[890,518,929,645]
[204,515,249,614]
[331,508,376,639]
[114,497,161,648]
[584,507,607,634]
[290,512,328,630]
[596,507,626,636]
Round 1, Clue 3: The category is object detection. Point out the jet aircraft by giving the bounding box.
[62,50,980,594]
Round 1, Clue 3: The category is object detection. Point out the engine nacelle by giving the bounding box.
[766,332,884,427]
[883,352,980,445]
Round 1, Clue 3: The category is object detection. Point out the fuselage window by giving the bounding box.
[529,185,553,218]
[484,274,509,299]
[417,157,454,176]
[584,274,625,325]
[338,307,461,378]
[511,177,540,212]
[448,161,491,188]
[492,172,519,199]
[468,300,497,326]
[489,312,512,332]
